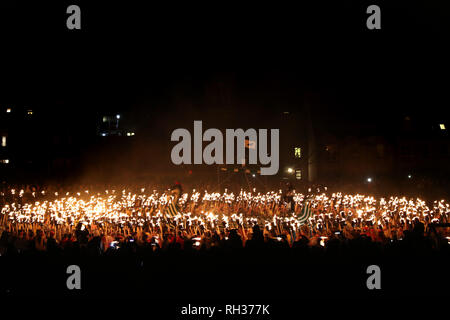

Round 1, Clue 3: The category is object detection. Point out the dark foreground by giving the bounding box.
[1,247,449,320]
[1,245,449,299]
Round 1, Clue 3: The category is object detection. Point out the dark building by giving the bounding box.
[0,84,448,191]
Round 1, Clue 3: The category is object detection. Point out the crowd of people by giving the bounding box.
[1,182,449,257]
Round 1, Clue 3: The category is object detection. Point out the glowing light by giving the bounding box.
[287,168,294,174]
[440,124,446,130]
[367,177,372,183]
[0,187,447,246]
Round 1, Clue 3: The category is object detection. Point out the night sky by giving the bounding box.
[0,1,449,179]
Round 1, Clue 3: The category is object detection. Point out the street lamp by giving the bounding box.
[116,114,120,129]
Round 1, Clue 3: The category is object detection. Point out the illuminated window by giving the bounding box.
[1,136,6,147]
[0,159,9,164]
[6,108,11,113]
[295,169,302,180]
[294,147,301,158]
[102,116,108,122]
[440,124,446,130]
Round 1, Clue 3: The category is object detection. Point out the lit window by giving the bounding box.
[440,124,446,130]
[245,139,256,149]
[102,116,108,122]
[295,170,302,180]
[0,159,9,164]
[294,147,301,158]
[1,136,6,147]
[6,108,11,113]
